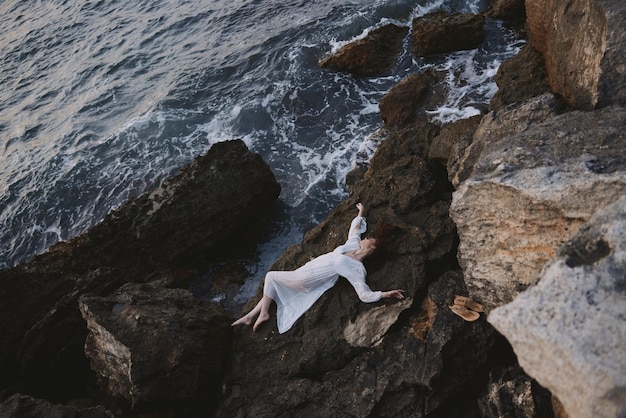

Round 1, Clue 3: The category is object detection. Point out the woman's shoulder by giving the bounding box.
[335,252,366,272]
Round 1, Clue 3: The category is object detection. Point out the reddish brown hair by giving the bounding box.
[371,219,403,258]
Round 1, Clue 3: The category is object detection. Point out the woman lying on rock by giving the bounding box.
[232,203,405,333]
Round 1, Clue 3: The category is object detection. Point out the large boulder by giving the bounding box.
[319,24,408,77]
[489,44,551,110]
[489,196,626,418]
[79,283,232,413]
[411,12,485,57]
[526,0,626,109]
[448,93,559,189]
[0,140,280,399]
[378,72,434,127]
[449,95,626,310]
[428,114,482,168]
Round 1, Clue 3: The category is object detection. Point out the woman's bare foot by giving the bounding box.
[252,312,270,331]
[231,315,253,327]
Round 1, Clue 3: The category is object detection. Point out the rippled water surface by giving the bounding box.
[0,0,523,279]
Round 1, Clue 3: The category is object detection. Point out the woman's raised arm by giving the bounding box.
[348,203,367,238]
[356,202,365,217]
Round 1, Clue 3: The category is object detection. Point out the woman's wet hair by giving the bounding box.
[370,219,403,258]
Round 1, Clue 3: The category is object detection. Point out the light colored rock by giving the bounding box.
[450,98,626,309]
[526,0,626,109]
[342,298,412,347]
[488,196,626,418]
[449,93,558,189]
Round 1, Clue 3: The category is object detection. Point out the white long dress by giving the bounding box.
[263,216,382,333]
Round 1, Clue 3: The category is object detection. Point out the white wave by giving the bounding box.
[411,0,490,17]
[411,0,447,18]
[329,15,410,54]
[423,22,525,124]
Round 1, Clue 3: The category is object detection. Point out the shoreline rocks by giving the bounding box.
[411,12,485,57]
[379,72,434,126]
[446,1,626,416]
[489,44,550,110]
[216,128,499,416]
[319,10,490,78]
[0,140,279,407]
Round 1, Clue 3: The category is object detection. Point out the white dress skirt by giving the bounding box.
[263,216,382,333]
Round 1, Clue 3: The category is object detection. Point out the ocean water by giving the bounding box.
[0,0,523,290]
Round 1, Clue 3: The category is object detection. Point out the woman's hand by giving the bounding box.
[382,290,405,299]
[356,202,365,217]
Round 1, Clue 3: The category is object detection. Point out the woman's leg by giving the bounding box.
[252,295,273,331]
[231,271,282,330]
[231,292,275,330]
[231,298,264,327]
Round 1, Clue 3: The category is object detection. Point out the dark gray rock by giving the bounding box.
[428,114,482,167]
[379,73,434,127]
[411,12,485,57]
[79,283,232,411]
[486,0,526,22]
[490,44,551,110]
[0,139,280,401]
[319,24,408,77]
[216,120,501,417]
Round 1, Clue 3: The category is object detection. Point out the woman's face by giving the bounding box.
[361,238,377,253]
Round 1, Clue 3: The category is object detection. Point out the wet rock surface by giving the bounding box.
[379,72,434,127]
[319,24,408,77]
[411,12,485,57]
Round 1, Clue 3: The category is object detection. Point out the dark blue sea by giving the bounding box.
[0,0,523,300]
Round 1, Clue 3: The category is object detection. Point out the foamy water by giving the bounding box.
[0,0,522,279]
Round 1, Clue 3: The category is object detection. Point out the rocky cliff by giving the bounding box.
[454,1,626,417]
[1,1,625,417]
